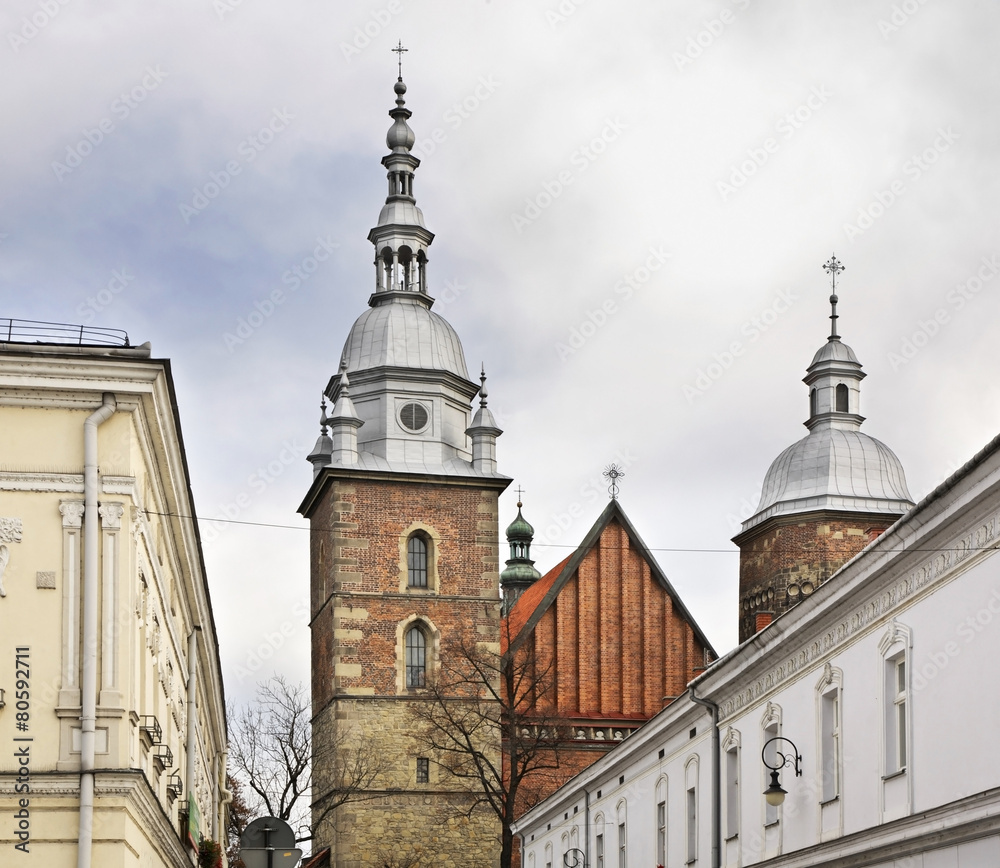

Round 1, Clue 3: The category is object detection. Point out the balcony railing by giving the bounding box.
[0,318,130,347]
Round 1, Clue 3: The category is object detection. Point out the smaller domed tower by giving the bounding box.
[500,497,542,615]
[733,257,914,643]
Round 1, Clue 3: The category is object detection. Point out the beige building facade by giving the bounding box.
[0,329,228,867]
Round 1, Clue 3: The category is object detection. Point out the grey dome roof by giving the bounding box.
[743,427,913,532]
[810,338,860,367]
[376,199,426,228]
[341,296,469,378]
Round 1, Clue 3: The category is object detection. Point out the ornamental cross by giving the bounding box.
[603,464,625,501]
[392,40,408,78]
[822,254,845,340]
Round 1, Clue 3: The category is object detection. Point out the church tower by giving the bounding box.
[299,72,510,867]
[733,257,914,643]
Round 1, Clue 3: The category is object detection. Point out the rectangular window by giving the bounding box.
[416,757,429,783]
[596,834,604,868]
[725,747,739,839]
[656,800,666,864]
[618,822,626,868]
[885,655,907,774]
[686,787,697,863]
[763,724,779,825]
[821,689,840,800]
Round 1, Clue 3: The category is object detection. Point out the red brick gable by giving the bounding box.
[504,500,715,721]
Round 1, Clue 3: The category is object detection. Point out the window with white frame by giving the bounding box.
[886,653,908,774]
[726,746,739,839]
[685,755,699,864]
[821,687,841,800]
[618,822,626,868]
[656,799,666,865]
[596,833,604,868]
[763,721,779,826]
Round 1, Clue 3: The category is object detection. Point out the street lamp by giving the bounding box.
[564,848,586,867]
[762,736,802,807]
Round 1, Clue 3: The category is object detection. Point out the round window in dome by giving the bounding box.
[399,402,429,433]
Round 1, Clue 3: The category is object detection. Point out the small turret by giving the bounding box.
[500,495,541,615]
[466,367,502,474]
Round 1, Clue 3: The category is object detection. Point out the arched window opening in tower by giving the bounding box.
[405,625,426,688]
[810,388,818,418]
[407,534,428,587]
[836,383,849,412]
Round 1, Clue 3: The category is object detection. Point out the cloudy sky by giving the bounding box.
[4,0,999,703]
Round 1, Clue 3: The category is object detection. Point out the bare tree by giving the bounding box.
[228,675,386,848]
[409,624,564,868]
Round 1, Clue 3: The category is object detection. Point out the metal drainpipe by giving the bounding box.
[584,788,590,867]
[689,688,721,868]
[78,393,116,868]
[186,628,202,838]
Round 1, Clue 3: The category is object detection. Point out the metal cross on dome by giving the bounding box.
[822,254,845,340]
[603,464,625,501]
[392,40,407,78]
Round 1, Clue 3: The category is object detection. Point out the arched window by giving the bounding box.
[407,535,428,588]
[810,388,818,418]
[836,383,849,412]
[405,625,426,687]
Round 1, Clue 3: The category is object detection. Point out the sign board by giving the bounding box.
[240,816,302,868]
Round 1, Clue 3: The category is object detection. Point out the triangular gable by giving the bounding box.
[504,499,717,659]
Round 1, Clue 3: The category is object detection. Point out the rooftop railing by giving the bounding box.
[1,318,130,347]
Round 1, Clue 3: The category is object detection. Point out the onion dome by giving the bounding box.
[501,497,542,615]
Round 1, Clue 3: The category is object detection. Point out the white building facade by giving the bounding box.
[515,430,1000,867]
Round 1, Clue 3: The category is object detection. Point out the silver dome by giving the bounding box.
[744,427,913,532]
[809,339,860,367]
[340,296,469,379]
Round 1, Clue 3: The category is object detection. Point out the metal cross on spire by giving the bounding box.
[603,464,625,501]
[515,485,525,507]
[392,40,408,78]
[822,254,845,340]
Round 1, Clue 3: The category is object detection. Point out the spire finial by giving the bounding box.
[822,254,845,341]
[515,485,524,509]
[603,463,625,501]
[392,40,408,80]
[339,358,351,395]
[320,395,329,436]
[479,364,488,408]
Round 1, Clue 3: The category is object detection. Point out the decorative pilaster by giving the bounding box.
[59,500,85,707]
[99,502,125,708]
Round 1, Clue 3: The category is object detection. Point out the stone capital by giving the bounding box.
[60,501,85,529]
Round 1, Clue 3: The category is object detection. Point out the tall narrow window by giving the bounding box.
[835,383,849,412]
[407,535,428,587]
[821,688,841,800]
[618,822,626,868]
[763,722,779,825]
[656,800,666,864]
[416,757,429,783]
[595,834,604,868]
[810,387,818,417]
[725,747,739,839]
[686,788,697,863]
[886,655,908,773]
[405,626,426,687]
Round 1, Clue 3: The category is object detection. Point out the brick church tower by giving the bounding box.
[733,257,914,643]
[298,74,509,867]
